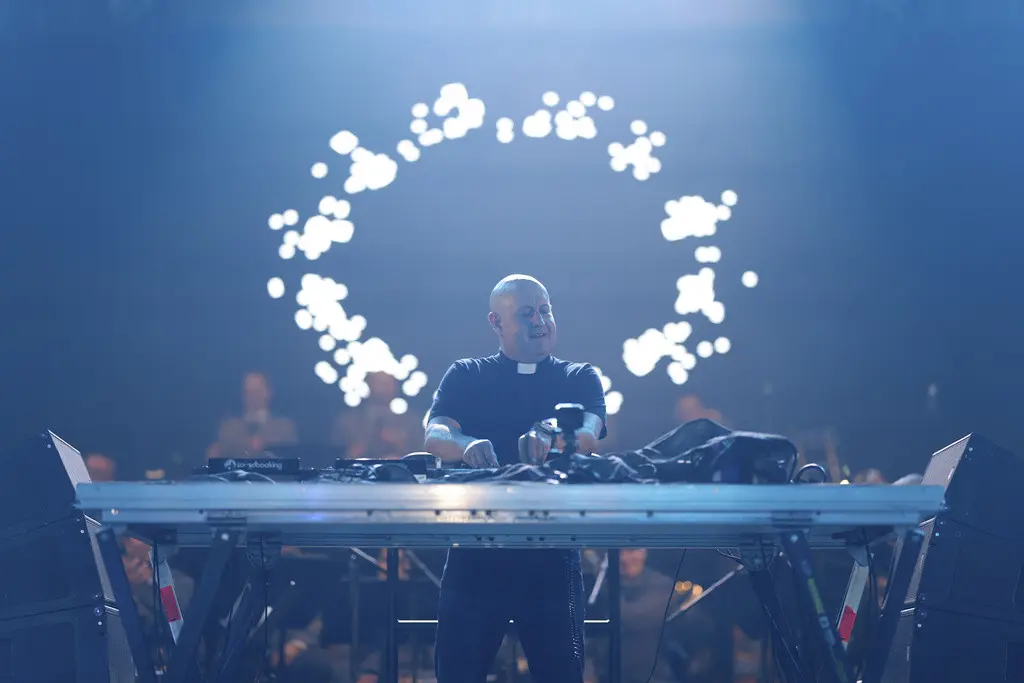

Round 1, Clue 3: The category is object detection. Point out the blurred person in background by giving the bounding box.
[588,549,730,683]
[331,371,422,460]
[85,452,117,481]
[208,372,298,459]
[675,394,726,427]
[853,468,887,484]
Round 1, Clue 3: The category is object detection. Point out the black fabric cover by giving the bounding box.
[440,419,798,485]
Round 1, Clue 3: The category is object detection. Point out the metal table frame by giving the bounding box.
[79,481,944,683]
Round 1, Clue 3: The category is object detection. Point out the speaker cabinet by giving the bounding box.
[0,515,108,621]
[882,434,1024,682]
[0,431,134,682]
[884,607,1024,683]
[0,602,134,683]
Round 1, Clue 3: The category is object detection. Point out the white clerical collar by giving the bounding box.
[498,351,550,374]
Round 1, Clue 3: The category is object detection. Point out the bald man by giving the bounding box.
[424,274,607,683]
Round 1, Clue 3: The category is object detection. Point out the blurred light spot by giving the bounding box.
[592,366,623,415]
[411,102,429,118]
[597,95,615,111]
[402,370,428,397]
[716,205,732,221]
[608,133,660,182]
[267,277,285,299]
[713,337,731,354]
[295,309,313,330]
[311,163,328,179]
[662,194,731,242]
[579,91,597,106]
[332,199,352,220]
[649,131,667,147]
[542,91,559,107]
[566,100,586,118]
[397,140,421,162]
[674,268,718,319]
[605,390,623,415]
[390,397,409,415]
[523,109,554,138]
[268,214,285,231]
[342,148,399,196]
[497,129,515,144]
[742,271,759,288]
[329,131,359,156]
[278,244,296,260]
[318,195,338,215]
[630,120,648,136]
[695,246,722,263]
[667,362,689,385]
[283,210,299,226]
[663,321,692,343]
[418,128,444,147]
[696,341,714,358]
[705,301,726,324]
[318,334,337,352]
[410,118,428,135]
[721,189,738,207]
[315,360,339,385]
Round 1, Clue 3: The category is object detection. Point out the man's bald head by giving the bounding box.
[489,274,549,312]
[487,274,557,362]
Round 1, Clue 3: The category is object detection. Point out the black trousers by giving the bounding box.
[434,550,586,683]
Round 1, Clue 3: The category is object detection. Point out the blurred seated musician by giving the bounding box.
[853,468,887,484]
[208,372,298,459]
[121,537,195,663]
[674,394,726,427]
[330,372,422,460]
[423,274,607,683]
[85,453,117,482]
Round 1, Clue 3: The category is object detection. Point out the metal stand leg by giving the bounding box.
[350,552,361,682]
[214,576,264,683]
[95,527,159,683]
[779,530,854,683]
[747,569,802,683]
[168,529,240,683]
[861,528,925,683]
[606,549,621,683]
[386,548,400,683]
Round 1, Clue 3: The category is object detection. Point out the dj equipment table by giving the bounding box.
[78,481,944,683]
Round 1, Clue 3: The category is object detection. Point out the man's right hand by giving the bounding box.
[463,439,499,468]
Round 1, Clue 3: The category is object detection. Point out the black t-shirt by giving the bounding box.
[427,352,608,466]
[427,352,608,588]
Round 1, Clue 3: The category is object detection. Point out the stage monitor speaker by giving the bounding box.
[0,430,134,683]
[0,601,134,683]
[0,431,91,534]
[0,515,109,621]
[883,607,1024,683]
[881,434,1024,683]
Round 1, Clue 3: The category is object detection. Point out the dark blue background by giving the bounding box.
[2,3,1021,477]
